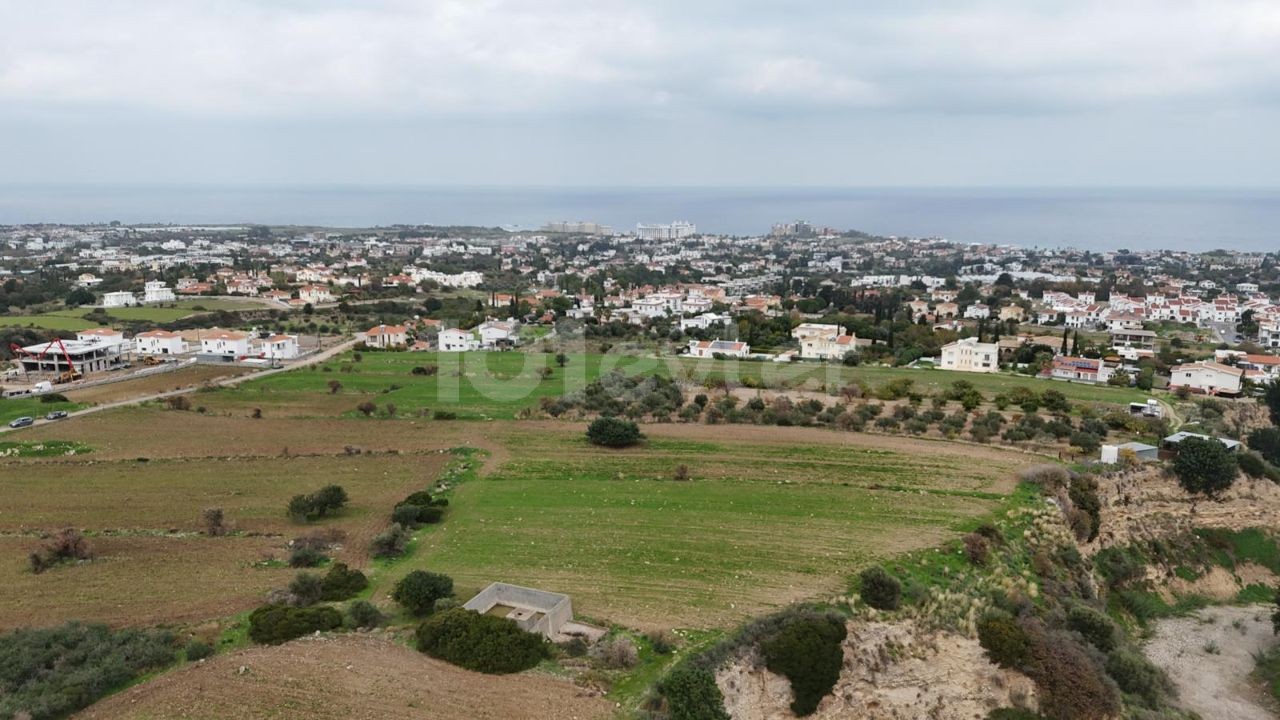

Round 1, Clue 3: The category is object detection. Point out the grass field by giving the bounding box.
[374,423,1024,628]
[214,351,662,419]
[210,350,1148,421]
[0,395,81,425]
[0,298,264,330]
[0,424,452,629]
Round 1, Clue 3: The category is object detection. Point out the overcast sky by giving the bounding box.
[2,0,1279,188]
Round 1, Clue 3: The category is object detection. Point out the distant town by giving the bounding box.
[1,218,1275,401]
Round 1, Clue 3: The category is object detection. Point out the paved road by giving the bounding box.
[1,338,358,436]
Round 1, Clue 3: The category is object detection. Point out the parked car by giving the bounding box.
[45,410,68,420]
[8,416,34,428]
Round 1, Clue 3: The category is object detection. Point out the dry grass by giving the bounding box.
[0,535,290,630]
[76,633,612,720]
[63,365,257,406]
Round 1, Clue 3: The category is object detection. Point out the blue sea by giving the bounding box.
[0,185,1276,252]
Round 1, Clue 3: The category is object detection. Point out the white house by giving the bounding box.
[258,334,299,360]
[939,337,999,373]
[299,284,334,304]
[1168,361,1244,396]
[963,303,991,320]
[686,339,749,358]
[199,328,252,359]
[364,324,408,349]
[477,319,519,348]
[134,330,188,356]
[1047,356,1117,384]
[794,325,858,361]
[680,312,730,331]
[102,291,137,308]
[438,328,479,352]
[142,281,176,304]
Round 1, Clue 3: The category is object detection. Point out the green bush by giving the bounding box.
[987,710,1044,720]
[1024,625,1120,720]
[1237,451,1271,479]
[0,622,176,720]
[248,604,343,645]
[659,664,730,720]
[1172,437,1239,497]
[288,546,326,568]
[288,572,325,606]
[760,614,847,716]
[1105,648,1172,708]
[585,417,643,447]
[977,612,1030,668]
[393,570,454,616]
[858,566,901,610]
[184,639,214,661]
[1247,427,1280,466]
[320,563,369,601]
[369,523,409,558]
[415,608,549,673]
[39,392,69,404]
[393,503,445,527]
[1065,605,1117,652]
[346,599,383,629]
[287,484,349,521]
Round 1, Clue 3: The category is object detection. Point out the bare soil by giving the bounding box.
[77,633,613,720]
[1143,604,1280,720]
[64,366,256,406]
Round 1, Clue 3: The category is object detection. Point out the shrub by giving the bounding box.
[658,664,729,720]
[356,401,377,416]
[39,392,69,403]
[393,570,454,616]
[673,464,692,481]
[964,532,991,566]
[415,608,550,674]
[433,410,458,420]
[287,484,349,521]
[392,503,445,527]
[202,506,226,537]
[1065,605,1117,652]
[647,629,678,654]
[1068,476,1101,542]
[977,612,1030,669]
[369,523,409,558]
[586,417,643,447]
[589,635,640,669]
[1248,426,1280,465]
[320,563,368,601]
[248,604,343,645]
[347,599,383,629]
[1018,464,1070,490]
[0,623,176,719]
[1172,437,1239,497]
[288,546,326,568]
[760,613,847,716]
[1024,625,1120,720]
[184,639,214,661]
[1105,648,1172,708]
[858,566,901,611]
[1237,451,1270,479]
[288,572,325,606]
[29,528,93,574]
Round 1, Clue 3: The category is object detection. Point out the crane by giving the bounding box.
[8,338,82,383]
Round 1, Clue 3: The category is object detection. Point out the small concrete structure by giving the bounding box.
[1100,442,1159,464]
[463,582,574,640]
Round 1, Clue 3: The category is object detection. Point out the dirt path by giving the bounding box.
[1143,604,1280,720]
[78,633,611,720]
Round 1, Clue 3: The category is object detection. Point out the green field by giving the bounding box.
[0,298,264,330]
[217,350,1149,421]
[219,351,663,419]
[0,395,81,425]
[374,426,1023,628]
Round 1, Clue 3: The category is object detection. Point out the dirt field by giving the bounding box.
[0,535,290,630]
[1143,604,1280,720]
[63,365,257,406]
[77,633,612,720]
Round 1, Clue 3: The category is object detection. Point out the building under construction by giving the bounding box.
[15,337,127,377]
